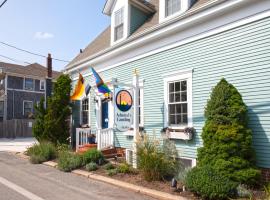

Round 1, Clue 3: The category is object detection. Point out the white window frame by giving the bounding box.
[40,80,45,90]
[164,69,193,129]
[23,100,33,116]
[24,78,34,91]
[114,7,124,42]
[80,96,90,126]
[159,0,190,23]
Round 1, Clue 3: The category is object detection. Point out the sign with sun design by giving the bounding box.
[114,88,133,132]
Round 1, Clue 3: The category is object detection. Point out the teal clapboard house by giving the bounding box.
[65,0,270,172]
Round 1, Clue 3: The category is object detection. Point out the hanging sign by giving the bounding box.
[114,88,133,132]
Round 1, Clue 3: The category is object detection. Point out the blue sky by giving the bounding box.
[0,0,110,71]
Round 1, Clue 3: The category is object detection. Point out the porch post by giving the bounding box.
[133,69,139,168]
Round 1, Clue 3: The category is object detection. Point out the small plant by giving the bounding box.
[137,136,178,181]
[58,151,82,172]
[117,163,132,174]
[236,184,252,199]
[264,182,270,199]
[85,162,98,172]
[104,163,115,170]
[175,167,191,183]
[185,165,237,200]
[107,169,118,176]
[26,142,56,164]
[82,149,104,165]
[56,143,70,153]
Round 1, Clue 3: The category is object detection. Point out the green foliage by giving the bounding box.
[185,166,237,200]
[26,142,56,164]
[104,163,115,170]
[117,163,132,174]
[137,136,179,181]
[57,151,82,172]
[43,75,72,145]
[56,143,70,153]
[106,169,118,176]
[32,98,47,142]
[175,167,191,183]
[197,78,260,185]
[264,182,270,199]
[81,149,104,165]
[85,162,98,171]
[236,184,252,198]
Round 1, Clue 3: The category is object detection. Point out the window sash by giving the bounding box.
[40,80,45,90]
[165,0,181,17]
[114,8,124,41]
[25,78,34,90]
[81,99,89,125]
[115,24,123,41]
[24,101,33,116]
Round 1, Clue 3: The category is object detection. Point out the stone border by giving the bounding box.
[16,153,186,200]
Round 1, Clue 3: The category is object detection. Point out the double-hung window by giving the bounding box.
[165,0,181,17]
[81,98,89,125]
[23,101,33,117]
[40,80,45,90]
[164,71,192,128]
[25,78,34,90]
[114,7,124,41]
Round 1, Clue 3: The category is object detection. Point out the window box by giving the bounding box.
[168,129,193,140]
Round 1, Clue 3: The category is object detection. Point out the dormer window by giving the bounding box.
[114,7,124,41]
[165,0,181,17]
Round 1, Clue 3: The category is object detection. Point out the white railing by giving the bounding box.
[76,127,114,151]
[97,128,114,150]
[75,128,97,152]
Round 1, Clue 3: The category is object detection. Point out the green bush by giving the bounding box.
[104,163,115,170]
[197,78,261,185]
[137,136,178,181]
[107,169,118,176]
[185,166,237,200]
[117,163,132,174]
[81,149,104,165]
[236,184,252,198]
[85,162,98,171]
[56,143,70,153]
[26,142,56,164]
[57,151,82,172]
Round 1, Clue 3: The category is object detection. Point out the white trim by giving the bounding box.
[23,100,33,116]
[68,9,270,78]
[162,68,193,78]
[179,156,197,168]
[40,80,45,91]
[164,70,193,129]
[7,88,45,94]
[80,96,90,126]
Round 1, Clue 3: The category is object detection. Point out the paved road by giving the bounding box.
[0,152,156,200]
[0,138,37,152]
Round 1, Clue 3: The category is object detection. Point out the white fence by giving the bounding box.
[76,128,114,152]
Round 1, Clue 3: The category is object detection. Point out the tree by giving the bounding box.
[43,74,72,145]
[197,78,260,185]
[33,97,47,142]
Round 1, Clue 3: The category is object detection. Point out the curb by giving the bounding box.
[17,156,186,200]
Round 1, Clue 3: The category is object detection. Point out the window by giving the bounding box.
[40,80,45,90]
[24,78,34,90]
[164,70,192,128]
[81,98,89,125]
[0,101,4,116]
[23,101,33,116]
[168,80,188,126]
[165,0,181,17]
[114,8,124,41]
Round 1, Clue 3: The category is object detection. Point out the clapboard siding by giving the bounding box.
[74,17,270,168]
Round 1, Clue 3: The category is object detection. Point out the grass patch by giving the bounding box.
[57,151,82,172]
[26,142,56,164]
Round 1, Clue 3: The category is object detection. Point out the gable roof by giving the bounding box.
[0,62,61,79]
[67,0,224,69]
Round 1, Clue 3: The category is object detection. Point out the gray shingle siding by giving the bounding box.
[6,90,44,120]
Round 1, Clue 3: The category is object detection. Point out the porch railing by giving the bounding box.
[97,128,114,150]
[75,128,114,152]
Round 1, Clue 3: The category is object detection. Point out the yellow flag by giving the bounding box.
[70,73,85,100]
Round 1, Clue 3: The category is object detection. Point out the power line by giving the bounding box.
[0,0,7,8]
[0,41,70,63]
[0,54,31,65]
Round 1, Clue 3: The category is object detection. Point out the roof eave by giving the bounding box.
[103,0,115,16]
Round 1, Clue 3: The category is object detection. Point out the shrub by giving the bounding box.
[56,143,70,153]
[137,136,178,181]
[185,166,237,200]
[104,163,114,170]
[32,98,47,142]
[236,184,252,198]
[175,167,191,183]
[85,162,98,172]
[81,149,104,165]
[58,151,82,172]
[27,142,56,164]
[117,163,132,174]
[197,78,261,185]
[107,169,118,176]
[264,182,270,200]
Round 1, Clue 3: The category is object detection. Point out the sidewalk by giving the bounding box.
[0,138,37,152]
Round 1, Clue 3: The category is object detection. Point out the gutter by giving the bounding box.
[65,0,238,72]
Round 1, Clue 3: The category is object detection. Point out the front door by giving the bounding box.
[101,101,109,129]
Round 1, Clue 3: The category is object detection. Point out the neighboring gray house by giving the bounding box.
[0,61,61,121]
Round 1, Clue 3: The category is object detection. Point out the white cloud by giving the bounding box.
[34,32,54,40]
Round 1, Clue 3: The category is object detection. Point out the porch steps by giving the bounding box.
[101,147,125,159]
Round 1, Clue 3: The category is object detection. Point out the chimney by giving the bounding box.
[47,53,52,78]
[80,49,83,53]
